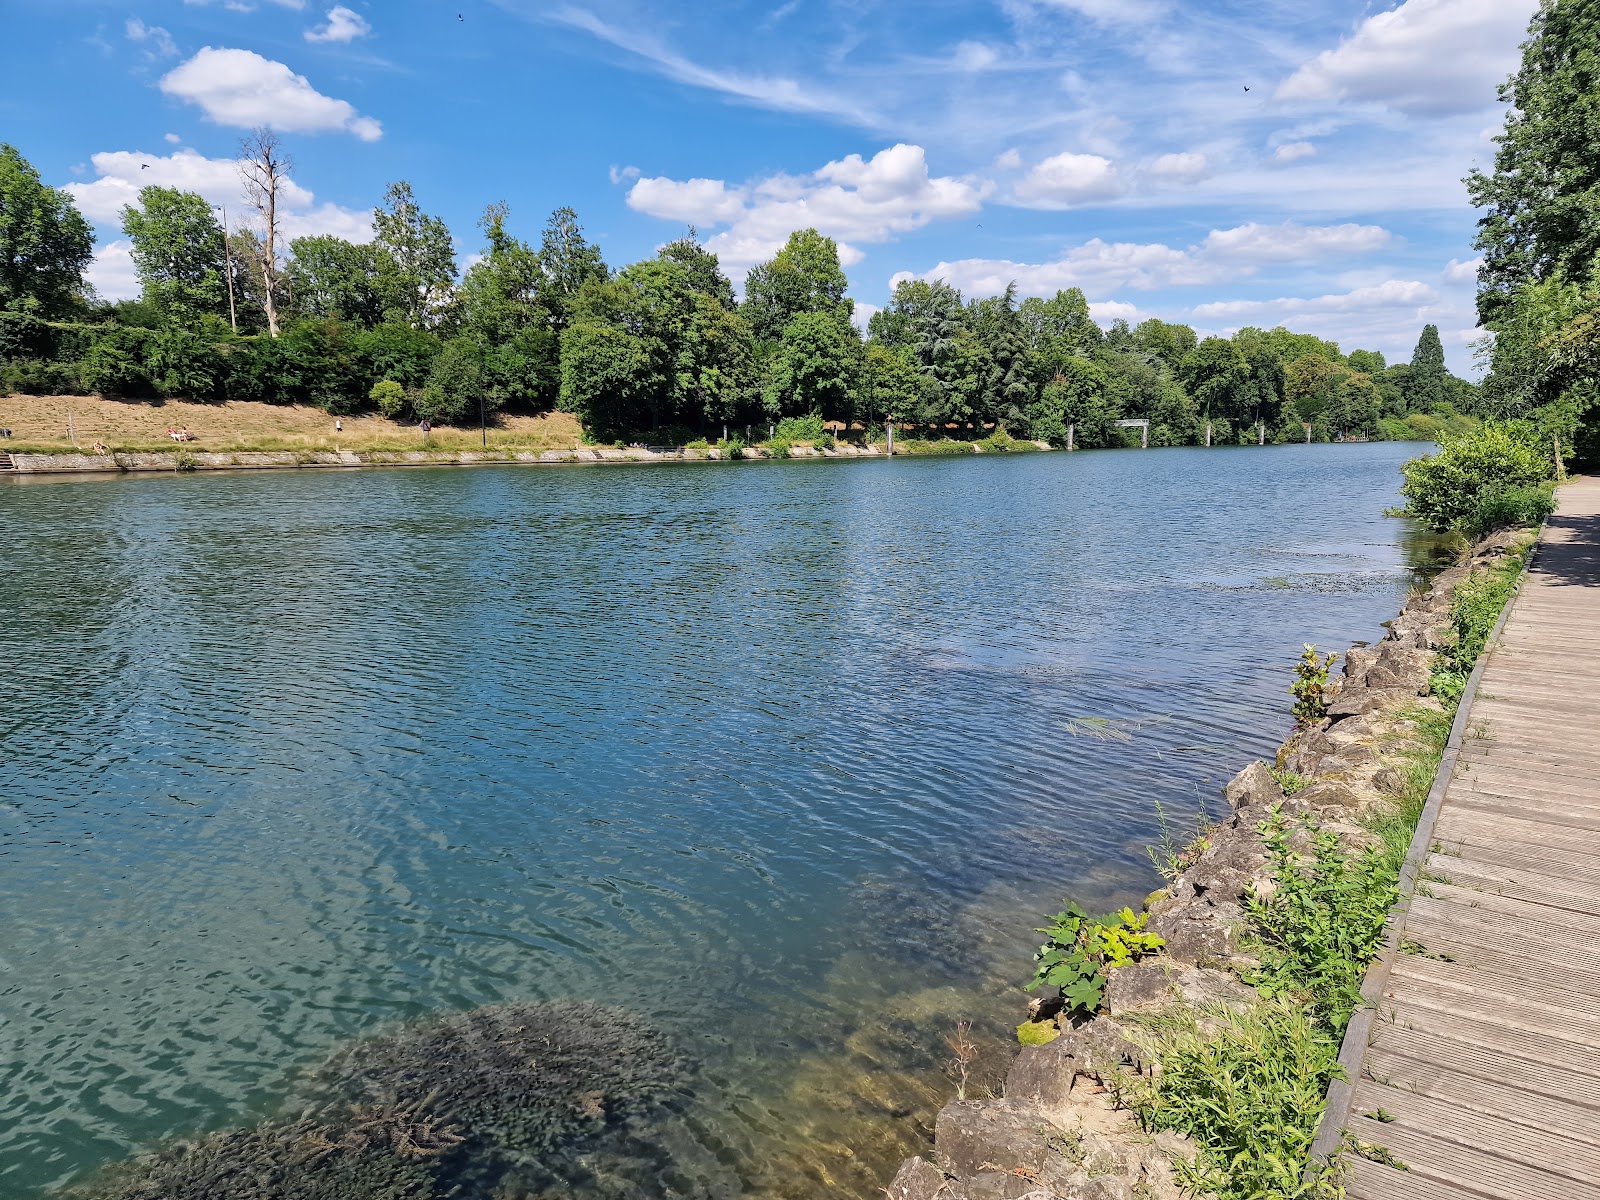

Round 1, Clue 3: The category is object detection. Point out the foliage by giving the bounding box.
[763,310,861,418]
[1026,904,1164,1019]
[419,338,491,425]
[288,235,397,326]
[773,412,826,443]
[1146,796,1218,881]
[370,379,406,418]
[1431,547,1530,704]
[121,186,229,325]
[743,228,852,341]
[1289,645,1339,728]
[372,181,457,329]
[1119,999,1342,1200]
[1245,807,1396,1027]
[0,142,94,317]
[1399,421,1558,533]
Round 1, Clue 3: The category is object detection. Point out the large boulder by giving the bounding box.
[1223,761,1282,810]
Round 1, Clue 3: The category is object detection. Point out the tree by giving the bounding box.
[743,229,852,342]
[1021,289,1103,374]
[1404,324,1450,413]
[238,129,291,336]
[559,319,650,437]
[288,235,395,326]
[373,180,457,329]
[1129,318,1196,371]
[659,230,735,309]
[1026,355,1119,446]
[0,142,93,316]
[538,206,608,330]
[762,310,862,419]
[968,284,1032,430]
[1347,349,1388,376]
[456,203,559,408]
[1468,1,1600,325]
[120,186,229,326]
[1181,337,1251,422]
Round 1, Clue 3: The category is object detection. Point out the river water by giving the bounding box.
[1,443,1443,1197]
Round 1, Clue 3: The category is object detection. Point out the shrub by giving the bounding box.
[1289,645,1338,728]
[79,340,150,397]
[1026,904,1164,1020]
[1,358,84,395]
[146,329,223,401]
[370,379,407,418]
[1431,548,1529,704]
[1460,481,1555,541]
[765,436,792,458]
[0,311,51,361]
[774,412,826,443]
[419,338,491,425]
[1400,422,1557,533]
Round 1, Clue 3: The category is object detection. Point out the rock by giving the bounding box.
[1223,760,1282,810]
[1146,909,1237,965]
[936,1100,1057,1180]
[1006,1038,1082,1111]
[1371,766,1406,795]
[1326,687,1416,720]
[887,1157,954,1200]
[1342,646,1379,686]
[1106,960,1255,1015]
[1294,780,1363,810]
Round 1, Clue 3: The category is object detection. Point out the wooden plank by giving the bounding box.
[1432,812,1600,857]
[1342,1156,1495,1200]
[1388,956,1600,1039]
[1418,879,1600,934]
[1430,838,1600,884]
[1402,910,1600,987]
[1424,853,1600,916]
[1408,892,1600,956]
[1457,745,1600,778]
[1350,1078,1600,1173]
[1370,1021,1600,1109]
[1380,997,1600,1080]
[1343,1114,1600,1200]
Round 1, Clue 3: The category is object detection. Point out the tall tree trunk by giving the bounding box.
[239,129,291,338]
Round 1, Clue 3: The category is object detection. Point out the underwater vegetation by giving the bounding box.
[63,1002,691,1200]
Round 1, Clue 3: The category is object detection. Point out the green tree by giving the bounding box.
[1404,324,1450,413]
[559,319,651,437]
[457,203,559,409]
[538,206,608,330]
[288,235,395,326]
[1129,318,1196,372]
[419,337,490,424]
[1468,1,1600,326]
[860,342,936,429]
[121,186,230,325]
[743,229,853,342]
[1021,288,1103,375]
[968,284,1033,430]
[0,144,94,317]
[659,230,735,309]
[1026,355,1120,446]
[1181,337,1251,424]
[372,181,457,329]
[762,310,862,419]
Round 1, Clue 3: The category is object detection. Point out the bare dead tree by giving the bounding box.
[238,128,291,337]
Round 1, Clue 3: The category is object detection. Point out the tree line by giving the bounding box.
[1,135,1477,446]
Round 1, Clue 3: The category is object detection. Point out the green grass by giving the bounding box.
[1429,542,1533,705]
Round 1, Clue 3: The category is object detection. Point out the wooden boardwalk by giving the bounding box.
[1337,476,1600,1199]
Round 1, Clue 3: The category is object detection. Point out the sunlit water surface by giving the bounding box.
[0,444,1444,1196]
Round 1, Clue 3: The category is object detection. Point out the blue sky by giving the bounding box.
[2,0,1536,371]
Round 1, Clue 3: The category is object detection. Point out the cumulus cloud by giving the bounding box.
[306,6,372,44]
[889,221,1393,299]
[1443,256,1482,283]
[1277,0,1538,116]
[126,18,178,58]
[626,143,992,277]
[159,47,382,140]
[63,148,370,244]
[1202,221,1391,262]
[1148,152,1208,183]
[1271,141,1317,163]
[608,164,641,185]
[1191,280,1438,321]
[1012,152,1124,208]
[86,240,141,301]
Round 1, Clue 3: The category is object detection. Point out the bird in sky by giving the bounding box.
[1243,85,1251,92]
[140,163,150,169]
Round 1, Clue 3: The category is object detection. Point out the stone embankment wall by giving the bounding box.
[887,530,1526,1200]
[6,440,1054,475]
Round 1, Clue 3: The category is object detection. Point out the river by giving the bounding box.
[0,443,1443,1197]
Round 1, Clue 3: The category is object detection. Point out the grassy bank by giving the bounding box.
[1123,541,1532,1198]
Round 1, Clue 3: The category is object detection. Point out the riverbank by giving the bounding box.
[888,525,1534,1200]
[0,394,1053,474]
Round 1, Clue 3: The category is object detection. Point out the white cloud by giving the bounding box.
[1202,221,1391,263]
[608,164,641,185]
[1033,0,1164,25]
[627,143,992,278]
[126,18,178,58]
[546,5,878,129]
[1277,0,1538,116]
[1148,152,1208,183]
[1443,256,1482,283]
[86,240,140,301]
[1012,151,1123,208]
[1191,280,1438,321]
[994,147,1023,171]
[1271,141,1317,163]
[889,220,1395,299]
[306,6,372,44]
[163,132,182,144]
[159,47,383,140]
[950,41,1000,71]
[62,149,370,244]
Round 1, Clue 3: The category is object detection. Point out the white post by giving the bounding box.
[1067,423,1075,451]
[1141,422,1148,449]
[886,421,894,455]
[1205,421,1212,448]
[1258,422,1265,446]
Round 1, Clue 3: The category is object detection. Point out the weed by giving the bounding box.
[1027,905,1165,1020]
[1365,1108,1395,1123]
[945,1021,977,1101]
[1345,1134,1407,1171]
[1037,1122,1086,1165]
[1290,645,1340,728]
[1268,767,1311,796]
[1147,795,1218,881]
[1430,547,1530,705]
[1063,715,1134,743]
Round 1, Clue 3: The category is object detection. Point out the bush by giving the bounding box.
[1460,481,1556,541]
[1,358,84,395]
[146,329,223,401]
[370,379,407,418]
[419,338,490,425]
[1400,422,1557,533]
[0,311,51,361]
[79,340,151,397]
[774,412,826,443]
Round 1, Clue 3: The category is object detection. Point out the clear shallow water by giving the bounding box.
[0,443,1443,1197]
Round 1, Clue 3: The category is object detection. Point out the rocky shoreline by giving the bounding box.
[887,529,1527,1200]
